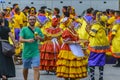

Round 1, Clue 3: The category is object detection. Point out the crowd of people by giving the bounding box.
[0,3,120,80]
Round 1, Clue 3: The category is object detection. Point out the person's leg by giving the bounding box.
[32,56,40,80]
[113,58,120,67]
[14,55,17,64]
[99,66,104,80]
[33,67,40,80]
[22,58,31,80]
[23,68,29,80]
[89,66,95,80]
[117,58,120,66]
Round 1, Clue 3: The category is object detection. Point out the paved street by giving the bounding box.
[7,64,120,80]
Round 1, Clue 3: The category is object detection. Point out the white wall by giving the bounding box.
[0,0,119,15]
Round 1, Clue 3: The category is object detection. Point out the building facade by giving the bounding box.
[0,0,120,15]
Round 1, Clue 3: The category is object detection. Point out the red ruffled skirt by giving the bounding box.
[39,41,60,71]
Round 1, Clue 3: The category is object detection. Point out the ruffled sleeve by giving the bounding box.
[45,27,62,37]
[62,30,71,41]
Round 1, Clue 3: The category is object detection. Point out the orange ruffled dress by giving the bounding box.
[56,28,87,79]
[40,27,62,72]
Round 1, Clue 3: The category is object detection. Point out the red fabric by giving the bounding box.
[39,27,62,71]
[61,29,79,50]
[62,29,79,41]
[108,32,112,41]
[116,17,120,20]
[46,27,62,35]
[40,41,60,53]
[51,17,60,27]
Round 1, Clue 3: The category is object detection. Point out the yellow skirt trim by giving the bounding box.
[57,50,87,61]
[56,50,87,78]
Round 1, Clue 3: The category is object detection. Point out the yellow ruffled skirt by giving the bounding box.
[56,50,87,79]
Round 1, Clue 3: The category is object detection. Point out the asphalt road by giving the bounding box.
[6,64,120,80]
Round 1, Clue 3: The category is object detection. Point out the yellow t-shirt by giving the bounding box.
[21,12,28,26]
[13,13,23,28]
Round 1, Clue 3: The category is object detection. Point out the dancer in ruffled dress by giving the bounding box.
[40,16,62,73]
[56,20,87,80]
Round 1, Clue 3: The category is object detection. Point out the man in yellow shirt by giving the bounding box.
[22,6,30,26]
[12,7,24,64]
[12,7,23,41]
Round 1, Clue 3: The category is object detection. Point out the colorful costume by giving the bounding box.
[40,27,62,72]
[12,12,24,57]
[112,19,120,58]
[60,17,72,31]
[77,14,93,54]
[88,22,110,66]
[36,13,49,33]
[77,15,92,40]
[88,21,110,80]
[56,28,87,79]
[13,12,23,40]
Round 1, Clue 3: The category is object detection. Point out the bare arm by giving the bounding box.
[19,36,35,43]
[8,32,18,46]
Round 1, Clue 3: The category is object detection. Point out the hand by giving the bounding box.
[35,35,43,41]
[34,35,41,40]
[13,40,19,48]
[27,39,35,43]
